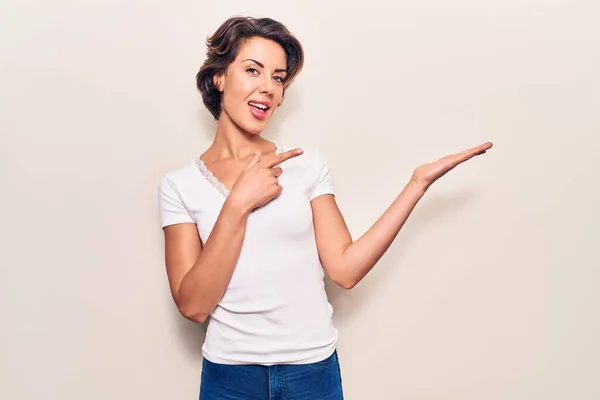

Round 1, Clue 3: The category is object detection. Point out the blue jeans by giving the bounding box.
[199,350,344,399]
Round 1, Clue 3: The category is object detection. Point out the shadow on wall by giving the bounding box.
[172,307,207,362]
[325,188,481,319]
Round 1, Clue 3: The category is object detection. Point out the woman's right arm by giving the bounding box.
[163,199,250,324]
[162,148,304,324]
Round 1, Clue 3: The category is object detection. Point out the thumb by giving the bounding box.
[243,150,262,171]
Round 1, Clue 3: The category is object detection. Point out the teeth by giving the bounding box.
[249,102,268,110]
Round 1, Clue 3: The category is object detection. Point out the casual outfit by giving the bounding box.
[158,143,343,399]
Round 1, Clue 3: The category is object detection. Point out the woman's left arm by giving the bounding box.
[312,142,493,289]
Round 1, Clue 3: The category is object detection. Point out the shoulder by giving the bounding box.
[278,143,335,198]
[158,159,200,198]
[160,160,198,186]
[157,160,200,227]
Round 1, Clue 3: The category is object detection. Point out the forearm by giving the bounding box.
[339,180,426,288]
[177,199,249,321]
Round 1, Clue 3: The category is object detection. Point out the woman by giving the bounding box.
[158,16,492,399]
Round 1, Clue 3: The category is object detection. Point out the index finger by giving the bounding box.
[265,148,304,168]
[454,141,493,163]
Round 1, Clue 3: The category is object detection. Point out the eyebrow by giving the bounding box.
[242,58,287,73]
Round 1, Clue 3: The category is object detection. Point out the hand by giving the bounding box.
[228,148,304,213]
[410,142,493,191]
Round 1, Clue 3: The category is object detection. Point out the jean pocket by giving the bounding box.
[310,350,338,370]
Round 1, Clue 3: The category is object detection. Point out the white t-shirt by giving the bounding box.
[158,143,338,365]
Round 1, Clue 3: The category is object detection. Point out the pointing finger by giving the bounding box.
[266,148,304,168]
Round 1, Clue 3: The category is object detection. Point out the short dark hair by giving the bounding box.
[196,16,304,120]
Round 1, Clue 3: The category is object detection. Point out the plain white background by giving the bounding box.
[1,1,599,399]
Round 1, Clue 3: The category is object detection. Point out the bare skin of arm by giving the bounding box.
[312,142,493,289]
[162,149,303,323]
[163,202,249,323]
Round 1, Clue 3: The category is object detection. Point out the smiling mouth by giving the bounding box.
[248,101,270,111]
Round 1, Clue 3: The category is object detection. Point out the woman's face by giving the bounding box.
[216,37,288,135]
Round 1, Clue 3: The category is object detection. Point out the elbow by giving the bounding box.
[175,281,210,323]
[331,272,357,290]
[337,279,357,290]
[180,307,208,324]
[177,301,209,324]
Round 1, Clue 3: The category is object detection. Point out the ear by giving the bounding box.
[213,74,224,92]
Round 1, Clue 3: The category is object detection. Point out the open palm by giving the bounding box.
[411,142,493,190]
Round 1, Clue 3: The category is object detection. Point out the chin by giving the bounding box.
[223,108,271,136]
[237,117,271,136]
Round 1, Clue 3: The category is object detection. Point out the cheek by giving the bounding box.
[272,87,284,105]
[223,82,246,103]
[222,74,251,101]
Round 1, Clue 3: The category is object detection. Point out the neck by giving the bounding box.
[209,111,270,161]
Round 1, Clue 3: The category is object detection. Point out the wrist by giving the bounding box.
[406,178,428,197]
[223,195,252,218]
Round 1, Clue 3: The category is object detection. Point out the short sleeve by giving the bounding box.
[158,175,195,228]
[310,149,335,200]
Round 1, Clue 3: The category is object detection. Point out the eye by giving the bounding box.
[273,76,285,84]
[245,67,259,75]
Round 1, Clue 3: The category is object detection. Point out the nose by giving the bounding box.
[259,76,274,97]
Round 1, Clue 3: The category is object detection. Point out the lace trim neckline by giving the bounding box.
[195,142,283,197]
